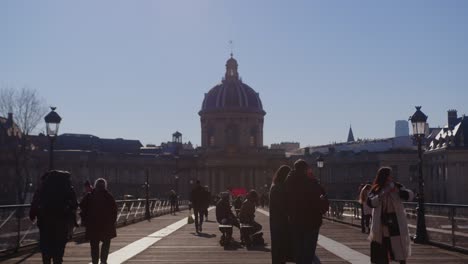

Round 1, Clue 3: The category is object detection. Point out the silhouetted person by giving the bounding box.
[80,178,117,264]
[270,165,293,264]
[190,180,205,233]
[202,185,211,220]
[216,192,240,237]
[30,171,78,264]
[239,190,262,234]
[359,184,372,234]
[367,167,414,264]
[286,160,327,264]
[169,190,178,215]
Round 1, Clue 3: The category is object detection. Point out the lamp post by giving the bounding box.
[316,155,324,184]
[410,106,428,244]
[145,169,151,220]
[44,107,62,170]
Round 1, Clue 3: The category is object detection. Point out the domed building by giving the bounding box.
[196,54,286,194]
[199,54,265,151]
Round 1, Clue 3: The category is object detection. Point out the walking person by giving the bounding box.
[79,178,118,264]
[29,171,78,264]
[190,180,205,233]
[367,167,414,264]
[285,160,328,264]
[169,190,178,215]
[269,165,293,264]
[203,185,211,220]
[359,184,372,234]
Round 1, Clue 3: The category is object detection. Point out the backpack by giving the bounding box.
[39,171,76,218]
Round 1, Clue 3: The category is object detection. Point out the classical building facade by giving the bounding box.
[424,110,468,204]
[196,54,286,195]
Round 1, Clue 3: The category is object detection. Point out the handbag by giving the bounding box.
[187,210,195,224]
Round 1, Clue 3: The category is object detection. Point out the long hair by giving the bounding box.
[272,165,291,185]
[371,167,392,192]
[359,184,372,204]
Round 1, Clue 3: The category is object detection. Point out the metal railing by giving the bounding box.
[325,199,468,253]
[0,199,189,255]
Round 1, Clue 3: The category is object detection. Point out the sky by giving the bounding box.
[1,1,468,147]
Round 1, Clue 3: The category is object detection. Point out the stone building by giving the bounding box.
[424,110,468,204]
[196,54,286,195]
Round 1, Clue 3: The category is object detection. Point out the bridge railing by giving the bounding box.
[0,199,189,255]
[325,199,468,253]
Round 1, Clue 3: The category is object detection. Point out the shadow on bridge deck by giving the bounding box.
[4,208,468,263]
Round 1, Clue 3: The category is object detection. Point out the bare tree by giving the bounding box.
[0,86,47,135]
[0,86,48,204]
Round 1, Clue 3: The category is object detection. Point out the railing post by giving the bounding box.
[451,207,456,247]
[16,208,20,252]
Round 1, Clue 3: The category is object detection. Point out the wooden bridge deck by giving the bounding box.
[3,208,468,263]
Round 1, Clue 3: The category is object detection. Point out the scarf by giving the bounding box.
[368,187,414,261]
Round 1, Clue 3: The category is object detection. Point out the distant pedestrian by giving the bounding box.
[202,185,211,220]
[269,165,294,264]
[79,178,117,264]
[359,184,372,234]
[84,180,94,194]
[169,190,178,215]
[367,167,414,264]
[190,180,206,233]
[30,171,78,264]
[285,160,328,264]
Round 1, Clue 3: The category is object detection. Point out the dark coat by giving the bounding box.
[216,199,235,223]
[29,171,78,256]
[269,183,293,263]
[285,170,327,231]
[80,189,117,241]
[190,185,205,210]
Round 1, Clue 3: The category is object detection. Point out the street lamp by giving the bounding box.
[316,155,324,183]
[410,106,428,244]
[44,107,62,170]
[145,169,151,220]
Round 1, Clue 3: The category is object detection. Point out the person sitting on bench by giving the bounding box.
[239,190,262,234]
[216,192,240,237]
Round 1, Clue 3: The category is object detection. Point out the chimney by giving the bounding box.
[6,113,13,127]
[448,109,458,130]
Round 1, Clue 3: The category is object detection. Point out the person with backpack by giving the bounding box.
[79,178,117,264]
[29,170,78,264]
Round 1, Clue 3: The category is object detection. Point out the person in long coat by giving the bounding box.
[269,165,293,264]
[80,178,117,264]
[367,167,414,264]
[30,171,78,264]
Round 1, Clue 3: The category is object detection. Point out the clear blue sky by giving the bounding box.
[2,1,467,147]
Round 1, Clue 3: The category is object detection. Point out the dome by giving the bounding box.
[200,55,265,114]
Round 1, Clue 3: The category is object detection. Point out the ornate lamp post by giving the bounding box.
[410,106,428,244]
[316,155,324,183]
[44,107,62,170]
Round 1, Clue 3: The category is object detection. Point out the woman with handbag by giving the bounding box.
[367,167,414,264]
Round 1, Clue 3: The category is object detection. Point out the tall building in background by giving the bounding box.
[395,120,409,137]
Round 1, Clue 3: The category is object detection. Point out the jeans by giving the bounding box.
[193,208,204,231]
[293,228,321,264]
[90,239,111,264]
